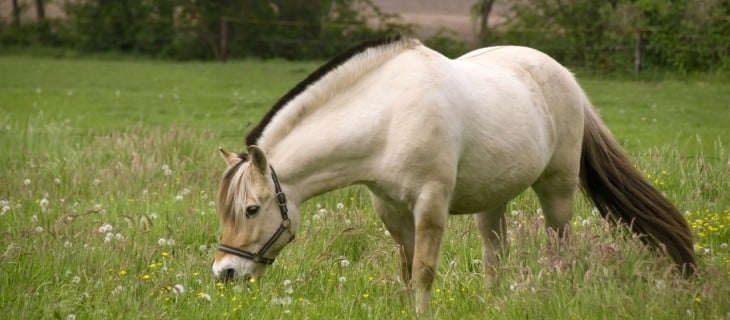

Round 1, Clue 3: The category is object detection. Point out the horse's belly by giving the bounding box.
[449,154,546,214]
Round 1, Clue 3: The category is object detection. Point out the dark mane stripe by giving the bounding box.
[245,34,406,146]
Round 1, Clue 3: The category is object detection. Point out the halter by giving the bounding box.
[217,166,295,265]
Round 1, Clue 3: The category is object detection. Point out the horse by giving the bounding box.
[211,35,695,313]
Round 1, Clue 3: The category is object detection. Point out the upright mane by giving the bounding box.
[245,35,420,147]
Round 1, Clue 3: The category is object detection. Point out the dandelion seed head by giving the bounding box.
[338,276,346,283]
[158,238,167,246]
[35,226,44,233]
[172,284,185,295]
[336,202,345,209]
[283,279,292,287]
[54,178,61,184]
[23,179,31,186]
[39,198,49,207]
[340,259,350,268]
[66,314,76,320]
[72,276,81,284]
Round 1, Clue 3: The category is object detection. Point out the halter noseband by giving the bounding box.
[218,165,295,265]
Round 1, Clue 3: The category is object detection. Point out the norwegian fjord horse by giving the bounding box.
[212,36,695,313]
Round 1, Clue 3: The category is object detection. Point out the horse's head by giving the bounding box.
[212,145,297,282]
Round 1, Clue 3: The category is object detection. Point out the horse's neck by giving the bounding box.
[262,98,383,204]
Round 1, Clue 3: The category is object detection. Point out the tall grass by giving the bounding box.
[0,56,728,319]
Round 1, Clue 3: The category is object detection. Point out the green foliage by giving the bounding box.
[0,0,411,60]
[493,0,730,73]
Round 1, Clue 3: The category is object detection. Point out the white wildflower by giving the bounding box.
[175,194,183,201]
[271,297,292,305]
[720,243,728,250]
[172,284,185,295]
[338,276,346,283]
[23,179,31,186]
[285,287,294,295]
[336,202,345,210]
[581,219,590,227]
[71,276,81,284]
[384,230,391,237]
[199,244,208,252]
[115,233,123,240]
[35,226,44,233]
[158,238,167,246]
[208,201,216,207]
[54,178,61,184]
[64,241,72,248]
[39,198,49,208]
[200,293,211,301]
[340,259,350,268]
[283,279,292,287]
[67,314,76,320]
[166,239,176,246]
[98,223,112,233]
[149,212,158,220]
[1,205,9,215]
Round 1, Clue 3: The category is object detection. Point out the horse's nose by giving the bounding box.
[221,268,235,282]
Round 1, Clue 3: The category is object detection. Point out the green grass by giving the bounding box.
[1,55,729,319]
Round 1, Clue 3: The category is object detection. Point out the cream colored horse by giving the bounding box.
[212,36,695,313]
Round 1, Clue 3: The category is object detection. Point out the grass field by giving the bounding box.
[1,55,729,319]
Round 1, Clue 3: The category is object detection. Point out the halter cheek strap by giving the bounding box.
[217,166,295,265]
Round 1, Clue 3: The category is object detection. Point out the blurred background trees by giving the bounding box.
[0,0,727,73]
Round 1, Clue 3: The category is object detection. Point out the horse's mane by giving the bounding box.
[245,34,419,147]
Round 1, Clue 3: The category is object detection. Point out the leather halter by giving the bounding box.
[218,166,294,265]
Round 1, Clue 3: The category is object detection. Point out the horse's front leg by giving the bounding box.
[370,193,415,285]
[411,184,450,314]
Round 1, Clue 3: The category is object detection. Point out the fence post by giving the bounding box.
[634,30,643,75]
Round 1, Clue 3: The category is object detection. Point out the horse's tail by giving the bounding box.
[579,104,696,274]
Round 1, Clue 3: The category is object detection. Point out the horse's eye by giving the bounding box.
[245,205,260,218]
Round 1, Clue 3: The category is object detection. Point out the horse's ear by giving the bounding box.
[218,148,241,167]
[247,145,268,174]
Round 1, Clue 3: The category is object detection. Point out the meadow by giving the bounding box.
[1,55,729,319]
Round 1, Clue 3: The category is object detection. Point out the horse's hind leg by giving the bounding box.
[369,192,415,285]
[532,172,579,240]
[474,205,508,288]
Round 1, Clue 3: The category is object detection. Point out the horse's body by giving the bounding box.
[213,36,695,313]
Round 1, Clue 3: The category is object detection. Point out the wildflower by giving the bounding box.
[336,202,345,210]
[1,205,9,215]
[67,314,76,320]
[338,276,347,283]
[340,259,350,268]
[285,287,294,295]
[64,241,72,248]
[198,292,211,301]
[581,219,590,227]
[720,243,728,250]
[98,223,113,233]
[384,230,391,237]
[115,233,123,240]
[208,201,216,207]
[158,238,167,246]
[149,212,158,220]
[283,279,292,287]
[271,297,292,305]
[72,276,81,284]
[118,270,127,277]
[362,293,369,299]
[104,233,114,243]
[112,285,124,295]
[54,178,61,184]
[162,164,172,176]
[23,179,31,186]
[172,284,185,295]
[39,198,49,208]
[318,209,327,215]
[35,226,44,233]
[248,277,256,284]
[161,252,169,257]
[175,195,183,201]
[166,239,176,246]
[92,179,101,186]
[198,244,207,252]
[142,274,151,280]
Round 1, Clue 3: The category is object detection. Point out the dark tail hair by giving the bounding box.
[580,106,696,274]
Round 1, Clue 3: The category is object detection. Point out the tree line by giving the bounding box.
[2,0,728,73]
